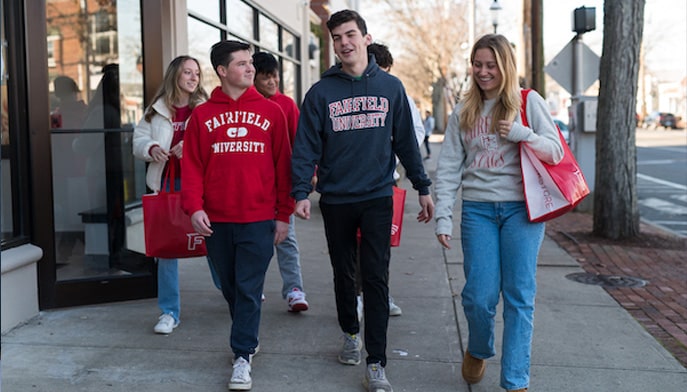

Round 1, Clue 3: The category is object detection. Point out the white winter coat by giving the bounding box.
[132,99,178,191]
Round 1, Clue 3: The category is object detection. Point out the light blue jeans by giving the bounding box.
[460,201,544,391]
[275,214,304,298]
[157,258,179,322]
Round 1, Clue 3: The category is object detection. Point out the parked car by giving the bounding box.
[553,119,570,144]
[659,112,677,129]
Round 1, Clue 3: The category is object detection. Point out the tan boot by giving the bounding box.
[507,389,528,392]
[461,351,486,384]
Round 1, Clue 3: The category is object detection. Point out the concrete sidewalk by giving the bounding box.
[2,156,686,391]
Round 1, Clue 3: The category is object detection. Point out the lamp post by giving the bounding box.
[489,0,502,34]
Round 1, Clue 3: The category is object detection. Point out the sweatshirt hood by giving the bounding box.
[321,54,381,80]
[208,85,264,105]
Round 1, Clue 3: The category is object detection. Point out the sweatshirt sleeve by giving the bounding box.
[506,90,564,165]
[271,108,295,223]
[434,105,466,237]
[291,91,322,201]
[393,86,431,195]
[181,112,206,217]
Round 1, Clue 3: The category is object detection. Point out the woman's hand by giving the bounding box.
[497,120,513,139]
[170,141,183,158]
[150,145,169,162]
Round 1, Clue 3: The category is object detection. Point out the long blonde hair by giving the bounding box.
[459,34,521,134]
[144,55,209,122]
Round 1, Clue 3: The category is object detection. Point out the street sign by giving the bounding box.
[545,39,600,94]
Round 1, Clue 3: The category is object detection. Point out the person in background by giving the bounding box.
[422,110,435,159]
[434,34,563,392]
[252,51,309,313]
[133,55,214,335]
[182,40,293,391]
[363,41,424,318]
[291,10,434,392]
[50,76,87,129]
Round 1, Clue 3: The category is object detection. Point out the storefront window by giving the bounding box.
[1,4,14,245]
[187,17,221,93]
[259,15,279,52]
[188,0,302,103]
[226,0,254,41]
[46,0,147,280]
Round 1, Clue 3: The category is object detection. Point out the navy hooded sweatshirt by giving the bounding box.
[291,55,431,204]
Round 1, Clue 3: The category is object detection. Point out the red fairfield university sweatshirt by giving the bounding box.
[182,86,294,224]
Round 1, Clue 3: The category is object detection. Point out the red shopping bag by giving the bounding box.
[519,89,589,222]
[390,186,406,246]
[356,186,407,247]
[142,159,207,258]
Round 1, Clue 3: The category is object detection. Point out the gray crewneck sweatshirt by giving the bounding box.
[434,89,563,236]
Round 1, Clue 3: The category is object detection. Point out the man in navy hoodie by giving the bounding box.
[291,9,434,392]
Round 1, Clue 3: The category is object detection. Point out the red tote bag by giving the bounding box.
[356,186,407,247]
[519,89,590,222]
[142,158,207,258]
[390,186,406,247]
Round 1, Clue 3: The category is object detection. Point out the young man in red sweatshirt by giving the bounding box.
[251,51,309,313]
[181,40,293,391]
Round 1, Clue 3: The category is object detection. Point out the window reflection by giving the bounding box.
[1,8,12,243]
[226,0,253,40]
[188,17,221,93]
[46,0,147,280]
[259,15,279,52]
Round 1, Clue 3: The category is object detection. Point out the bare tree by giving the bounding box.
[370,0,483,132]
[593,0,645,239]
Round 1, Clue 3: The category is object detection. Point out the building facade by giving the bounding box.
[1,0,354,333]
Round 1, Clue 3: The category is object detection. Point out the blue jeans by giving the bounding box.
[157,258,179,322]
[205,220,274,362]
[275,214,304,298]
[157,177,181,322]
[460,201,544,390]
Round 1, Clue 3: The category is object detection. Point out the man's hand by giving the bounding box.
[274,220,289,244]
[437,234,451,249]
[417,194,434,223]
[190,210,213,236]
[294,199,311,220]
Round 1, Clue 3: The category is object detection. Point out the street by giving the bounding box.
[636,128,687,237]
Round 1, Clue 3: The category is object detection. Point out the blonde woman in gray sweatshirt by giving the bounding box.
[434,34,563,392]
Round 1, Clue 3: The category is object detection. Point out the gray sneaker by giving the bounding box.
[363,363,393,392]
[338,333,362,365]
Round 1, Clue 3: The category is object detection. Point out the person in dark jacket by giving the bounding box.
[290,9,434,392]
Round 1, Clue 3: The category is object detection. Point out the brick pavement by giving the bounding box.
[545,211,687,368]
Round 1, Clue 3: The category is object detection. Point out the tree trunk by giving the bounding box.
[593,0,645,239]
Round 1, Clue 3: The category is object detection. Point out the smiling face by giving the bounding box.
[177,59,200,96]
[472,48,502,100]
[330,20,371,75]
[218,49,255,91]
[254,71,279,98]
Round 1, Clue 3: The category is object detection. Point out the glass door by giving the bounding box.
[41,0,155,307]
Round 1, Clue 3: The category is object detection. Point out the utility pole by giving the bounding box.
[531,0,544,94]
[522,0,544,94]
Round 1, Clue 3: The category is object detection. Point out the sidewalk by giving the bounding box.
[2,152,687,391]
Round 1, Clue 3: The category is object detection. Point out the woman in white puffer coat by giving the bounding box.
[133,55,214,335]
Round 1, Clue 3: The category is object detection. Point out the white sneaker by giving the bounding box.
[389,296,402,317]
[153,314,178,334]
[286,288,309,312]
[228,357,252,390]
